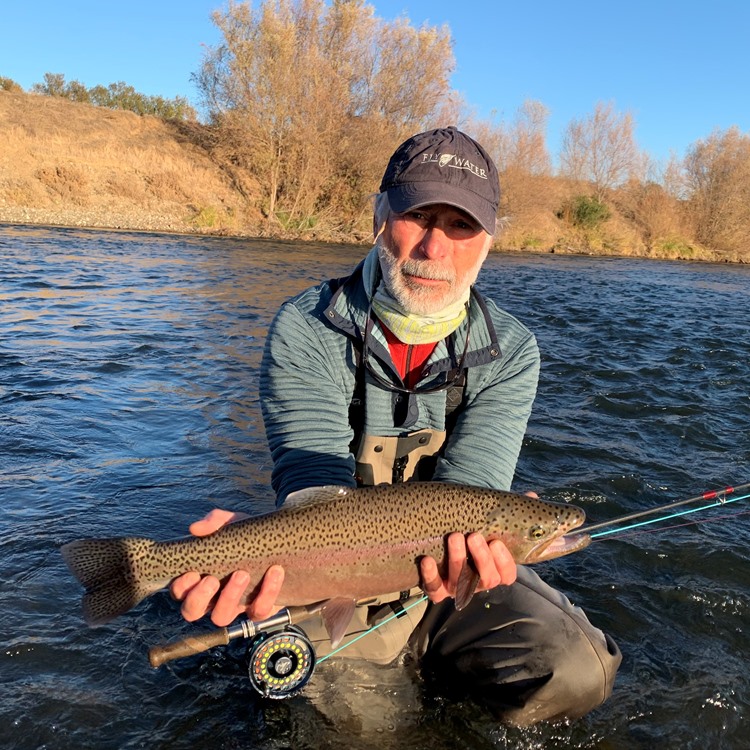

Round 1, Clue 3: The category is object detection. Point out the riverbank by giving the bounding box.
[1,91,745,262]
[0,91,264,237]
[0,206,369,245]
[2,209,742,265]
[0,205,193,235]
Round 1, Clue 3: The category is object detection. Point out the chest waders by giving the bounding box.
[349,372,466,486]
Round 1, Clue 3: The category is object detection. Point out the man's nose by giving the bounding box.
[419,225,449,259]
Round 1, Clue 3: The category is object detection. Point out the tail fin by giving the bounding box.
[61,537,157,626]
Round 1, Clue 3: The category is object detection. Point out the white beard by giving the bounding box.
[376,238,487,315]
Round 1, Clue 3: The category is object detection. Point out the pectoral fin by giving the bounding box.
[454,560,479,610]
[320,597,358,648]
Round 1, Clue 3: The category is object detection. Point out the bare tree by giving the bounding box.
[194,0,455,233]
[461,102,554,247]
[658,152,689,201]
[508,100,551,177]
[559,101,641,199]
[465,100,549,176]
[683,127,750,258]
[609,154,688,251]
[371,16,454,133]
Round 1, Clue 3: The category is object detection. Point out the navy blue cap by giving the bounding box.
[379,126,500,234]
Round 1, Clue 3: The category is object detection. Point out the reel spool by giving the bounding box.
[247,625,316,698]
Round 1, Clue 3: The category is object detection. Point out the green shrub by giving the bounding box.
[190,205,220,229]
[558,195,611,229]
[651,236,707,259]
[275,211,318,232]
[517,234,543,249]
[190,205,238,231]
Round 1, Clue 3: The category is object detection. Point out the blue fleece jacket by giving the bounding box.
[259,249,540,504]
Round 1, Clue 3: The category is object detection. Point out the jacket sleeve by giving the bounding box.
[259,299,357,505]
[432,331,540,491]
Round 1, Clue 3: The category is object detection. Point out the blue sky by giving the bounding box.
[2,1,748,163]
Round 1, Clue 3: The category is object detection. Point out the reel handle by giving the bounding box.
[149,629,231,668]
[148,608,302,669]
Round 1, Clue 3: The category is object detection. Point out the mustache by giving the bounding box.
[399,259,455,282]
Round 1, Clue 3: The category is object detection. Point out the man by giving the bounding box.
[172,127,621,725]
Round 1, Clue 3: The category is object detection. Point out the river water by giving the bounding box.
[2,224,749,749]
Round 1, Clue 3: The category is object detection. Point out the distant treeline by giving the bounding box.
[3,0,749,261]
[1,73,195,121]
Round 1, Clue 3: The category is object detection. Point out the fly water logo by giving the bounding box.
[421,152,488,179]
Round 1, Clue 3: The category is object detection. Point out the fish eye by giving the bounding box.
[529,525,546,540]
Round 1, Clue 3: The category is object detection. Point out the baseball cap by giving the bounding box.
[379,126,500,235]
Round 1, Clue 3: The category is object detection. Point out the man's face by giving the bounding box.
[377,203,491,315]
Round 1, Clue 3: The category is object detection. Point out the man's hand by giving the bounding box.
[419,532,517,604]
[419,491,539,603]
[169,509,285,626]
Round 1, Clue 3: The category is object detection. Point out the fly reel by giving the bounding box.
[247,625,316,698]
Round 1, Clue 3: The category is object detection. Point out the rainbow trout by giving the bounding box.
[62,483,590,645]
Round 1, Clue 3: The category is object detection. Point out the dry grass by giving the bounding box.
[0,91,260,232]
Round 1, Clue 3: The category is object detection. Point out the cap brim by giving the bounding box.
[387,182,497,235]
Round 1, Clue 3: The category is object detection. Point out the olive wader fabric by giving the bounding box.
[301,565,620,726]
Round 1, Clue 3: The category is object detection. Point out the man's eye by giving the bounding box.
[453,219,480,234]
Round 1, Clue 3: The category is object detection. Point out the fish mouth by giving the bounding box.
[526,530,592,563]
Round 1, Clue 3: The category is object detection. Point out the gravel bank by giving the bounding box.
[0,205,196,235]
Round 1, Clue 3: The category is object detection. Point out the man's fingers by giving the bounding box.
[466,533,502,590]
[421,533,517,605]
[174,565,286,626]
[180,575,221,622]
[446,532,467,594]
[465,534,517,590]
[210,570,251,627]
[247,564,285,621]
[489,539,517,585]
[170,571,201,601]
[420,556,450,603]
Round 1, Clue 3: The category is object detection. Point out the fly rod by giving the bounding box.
[570,482,750,539]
